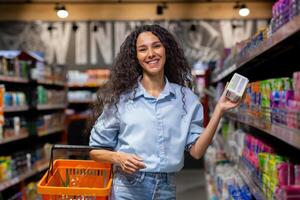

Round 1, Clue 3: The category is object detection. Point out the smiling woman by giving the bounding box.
[136,32,166,79]
[88,24,242,200]
[136,32,167,96]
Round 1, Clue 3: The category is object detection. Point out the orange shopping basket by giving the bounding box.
[38,144,112,200]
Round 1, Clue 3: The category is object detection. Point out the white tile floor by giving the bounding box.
[176,169,207,200]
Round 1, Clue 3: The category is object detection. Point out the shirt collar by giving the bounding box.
[132,76,176,100]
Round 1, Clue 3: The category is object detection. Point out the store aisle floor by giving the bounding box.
[176,169,207,200]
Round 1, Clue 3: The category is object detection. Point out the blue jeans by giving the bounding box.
[110,168,176,200]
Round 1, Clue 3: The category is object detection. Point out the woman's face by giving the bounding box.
[136,31,166,77]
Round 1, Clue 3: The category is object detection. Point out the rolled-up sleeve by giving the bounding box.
[89,107,120,149]
[185,103,204,150]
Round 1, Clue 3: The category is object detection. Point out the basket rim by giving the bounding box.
[37,159,112,196]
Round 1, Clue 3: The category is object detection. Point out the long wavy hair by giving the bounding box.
[87,24,192,133]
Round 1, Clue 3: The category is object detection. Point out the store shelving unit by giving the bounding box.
[238,160,267,200]
[0,76,29,83]
[0,161,48,192]
[226,111,300,149]
[66,83,100,146]
[0,133,29,145]
[192,69,210,127]
[210,14,300,200]
[0,51,67,198]
[36,104,66,110]
[212,14,300,83]
[218,134,267,200]
[66,69,109,146]
[4,105,29,112]
[37,126,65,137]
[212,16,300,148]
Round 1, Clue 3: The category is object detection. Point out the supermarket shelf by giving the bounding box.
[212,64,237,83]
[37,126,65,137]
[216,134,266,200]
[0,160,48,192]
[68,100,94,104]
[68,82,106,88]
[37,104,66,110]
[238,161,267,200]
[0,132,29,145]
[4,105,29,112]
[36,79,66,87]
[54,81,66,87]
[0,75,29,83]
[225,112,300,149]
[67,113,89,121]
[212,15,300,83]
[36,79,53,85]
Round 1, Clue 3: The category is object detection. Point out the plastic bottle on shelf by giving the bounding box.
[13,116,20,135]
[26,153,31,168]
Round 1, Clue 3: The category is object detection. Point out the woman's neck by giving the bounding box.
[140,74,165,98]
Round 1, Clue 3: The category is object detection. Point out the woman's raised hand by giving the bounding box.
[216,83,246,114]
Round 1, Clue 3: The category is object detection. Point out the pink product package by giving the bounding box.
[287,99,300,129]
[293,72,300,100]
[295,165,300,185]
[277,163,295,186]
[276,185,300,200]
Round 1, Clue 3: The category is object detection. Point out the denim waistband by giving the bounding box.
[113,167,176,183]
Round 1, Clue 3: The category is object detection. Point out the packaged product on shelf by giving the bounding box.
[0,85,4,140]
[4,91,27,107]
[13,116,20,134]
[277,162,295,186]
[68,69,110,86]
[290,0,299,19]
[275,185,300,199]
[293,71,300,101]
[0,156,13,181]
[295,165,300,185]
[24,182,42,200]
[260,80,272,121]
[3,116,27,139]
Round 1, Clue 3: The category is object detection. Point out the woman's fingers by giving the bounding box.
[120,157,145,174]
[118,152,146,174]
[125,160,140,170]
[132,155,146,169]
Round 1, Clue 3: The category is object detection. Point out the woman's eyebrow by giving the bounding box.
[137,41,161,48]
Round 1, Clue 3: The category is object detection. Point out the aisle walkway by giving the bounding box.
[176,169,207,200]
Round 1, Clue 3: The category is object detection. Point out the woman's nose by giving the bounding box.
[147,48,155,58]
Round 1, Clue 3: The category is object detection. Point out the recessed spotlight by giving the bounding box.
[239,4,250,17]
[55,4,69,19]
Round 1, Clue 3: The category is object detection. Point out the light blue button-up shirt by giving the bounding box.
[89,78,204,172]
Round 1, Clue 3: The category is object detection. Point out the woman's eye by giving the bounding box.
[154,44,161,48]
[139,48,146,52]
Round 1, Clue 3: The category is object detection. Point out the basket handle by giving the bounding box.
[46,144,112,183]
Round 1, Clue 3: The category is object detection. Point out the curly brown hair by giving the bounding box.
[87,24,192,134]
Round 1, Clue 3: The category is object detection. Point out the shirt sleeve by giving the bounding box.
[185,103,204,151]
[89,106,120,149]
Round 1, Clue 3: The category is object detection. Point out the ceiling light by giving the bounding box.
[72,22,78,32]
[156,3,168,15]
[239,4,250,17]
[55,4,69,19]
[157,5,164,15]
[190,24,197,32]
